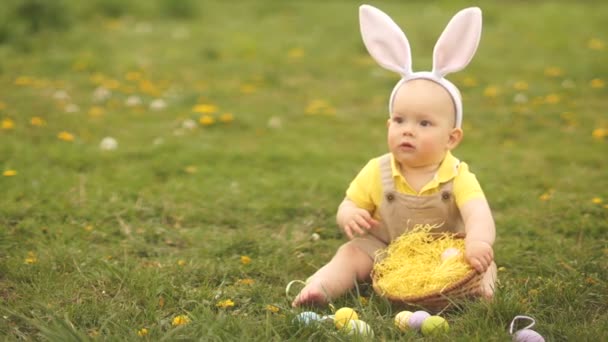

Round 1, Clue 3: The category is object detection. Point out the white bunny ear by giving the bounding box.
[433,7,482,76]
[359,5,412,77]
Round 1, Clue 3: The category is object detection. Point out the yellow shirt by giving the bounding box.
[346,151,485,215]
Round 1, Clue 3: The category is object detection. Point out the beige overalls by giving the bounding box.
[348,153,466,260]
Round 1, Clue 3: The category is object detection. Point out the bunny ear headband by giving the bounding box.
[359,4,482,128]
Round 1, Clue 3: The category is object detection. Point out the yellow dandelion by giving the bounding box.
[103,79,121,90]
[237,278,255,285]
[137,328,149,337]
[587,38,605,51]
[193,104,218,114]
[513,81,529,91]
[71,60,88,71]
[199,115,215,126]
[177,259,187,266]
[216,299,235,309]
[483,86,499,98]
[139,80,160,96]
[14,76,34,86]
[539,189,554,201]
[544,66,563,77]
[592,128,607,140]
[58,131,75,142]
[305,99,335,115]
[84,225,94,232]
[240,255,251,265]
[89,106,105,117]
[125,71,143,81]
[590,78,605,89]
[585,277,598,285]
[24,251,37,264]
[2,118,15,130]
[498,266,506,272]
[591,197,603,204]
[240,84,257,94]
[531,96,545,105]
[462,76,478,87]
[30,117,45,126]
[219,112,234,123]
[184,166,197,174]
[265,304,280,313]
[171,315,191,326]
[288,47,305,59]
[358,296,368,305]
[544,93,560,104]
[90,73,106,85]
[3,170,17,177]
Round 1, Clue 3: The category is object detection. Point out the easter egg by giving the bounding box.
[513,329,545,342]
[344,320,374,337]
[441,247,461,261]
[334,307,358,329]
[408,310,431,330]
[394,311,413,331]
[294,311,321,325]
[421,315,449,336]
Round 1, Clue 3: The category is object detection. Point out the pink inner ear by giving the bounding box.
[359,5,412,76]
[433,8,482,76]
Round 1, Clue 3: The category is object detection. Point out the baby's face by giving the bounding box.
[387,79,460,169]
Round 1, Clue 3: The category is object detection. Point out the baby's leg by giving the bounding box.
[291,243,373,307]
[479,261,497,299]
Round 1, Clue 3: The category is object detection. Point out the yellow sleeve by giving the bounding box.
[453,162,486,208]
[345,158,382,212]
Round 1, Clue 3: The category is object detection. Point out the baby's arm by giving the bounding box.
[336,198,380,239]
[460,198,495,273]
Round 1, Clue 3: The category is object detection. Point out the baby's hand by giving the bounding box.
[465,240,493,273]
[339,207,380,239]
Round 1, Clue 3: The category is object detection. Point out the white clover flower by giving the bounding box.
[150,99,167,111]
[267,116,283,129]
[182,119,197,130]
[100,137,118,151]
[93,86,111,102]
[125,95,142,107]
[65,103,80,113]
[513,93,528,104]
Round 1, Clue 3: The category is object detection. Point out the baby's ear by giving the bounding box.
[447,127,463,149]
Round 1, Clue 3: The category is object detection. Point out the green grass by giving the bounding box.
[1,0,607,340]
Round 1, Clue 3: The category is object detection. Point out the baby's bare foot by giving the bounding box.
[291,281,329,307]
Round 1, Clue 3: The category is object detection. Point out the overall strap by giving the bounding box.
[379,153,394,192]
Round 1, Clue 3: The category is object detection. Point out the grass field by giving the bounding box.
[1,0,606,340]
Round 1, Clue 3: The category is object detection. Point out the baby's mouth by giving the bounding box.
[400,142,415,149]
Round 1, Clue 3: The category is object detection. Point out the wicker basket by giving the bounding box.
[371,235,483,312]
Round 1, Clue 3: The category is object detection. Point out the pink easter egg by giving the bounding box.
[513,329,545,342]
[441,247,460,261]
[407,310,430,330]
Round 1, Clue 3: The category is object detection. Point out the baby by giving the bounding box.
[292,5,496,307]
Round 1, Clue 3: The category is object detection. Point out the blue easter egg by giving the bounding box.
[294,311,321,325]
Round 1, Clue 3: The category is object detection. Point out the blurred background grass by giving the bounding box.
[0,0,607,340]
